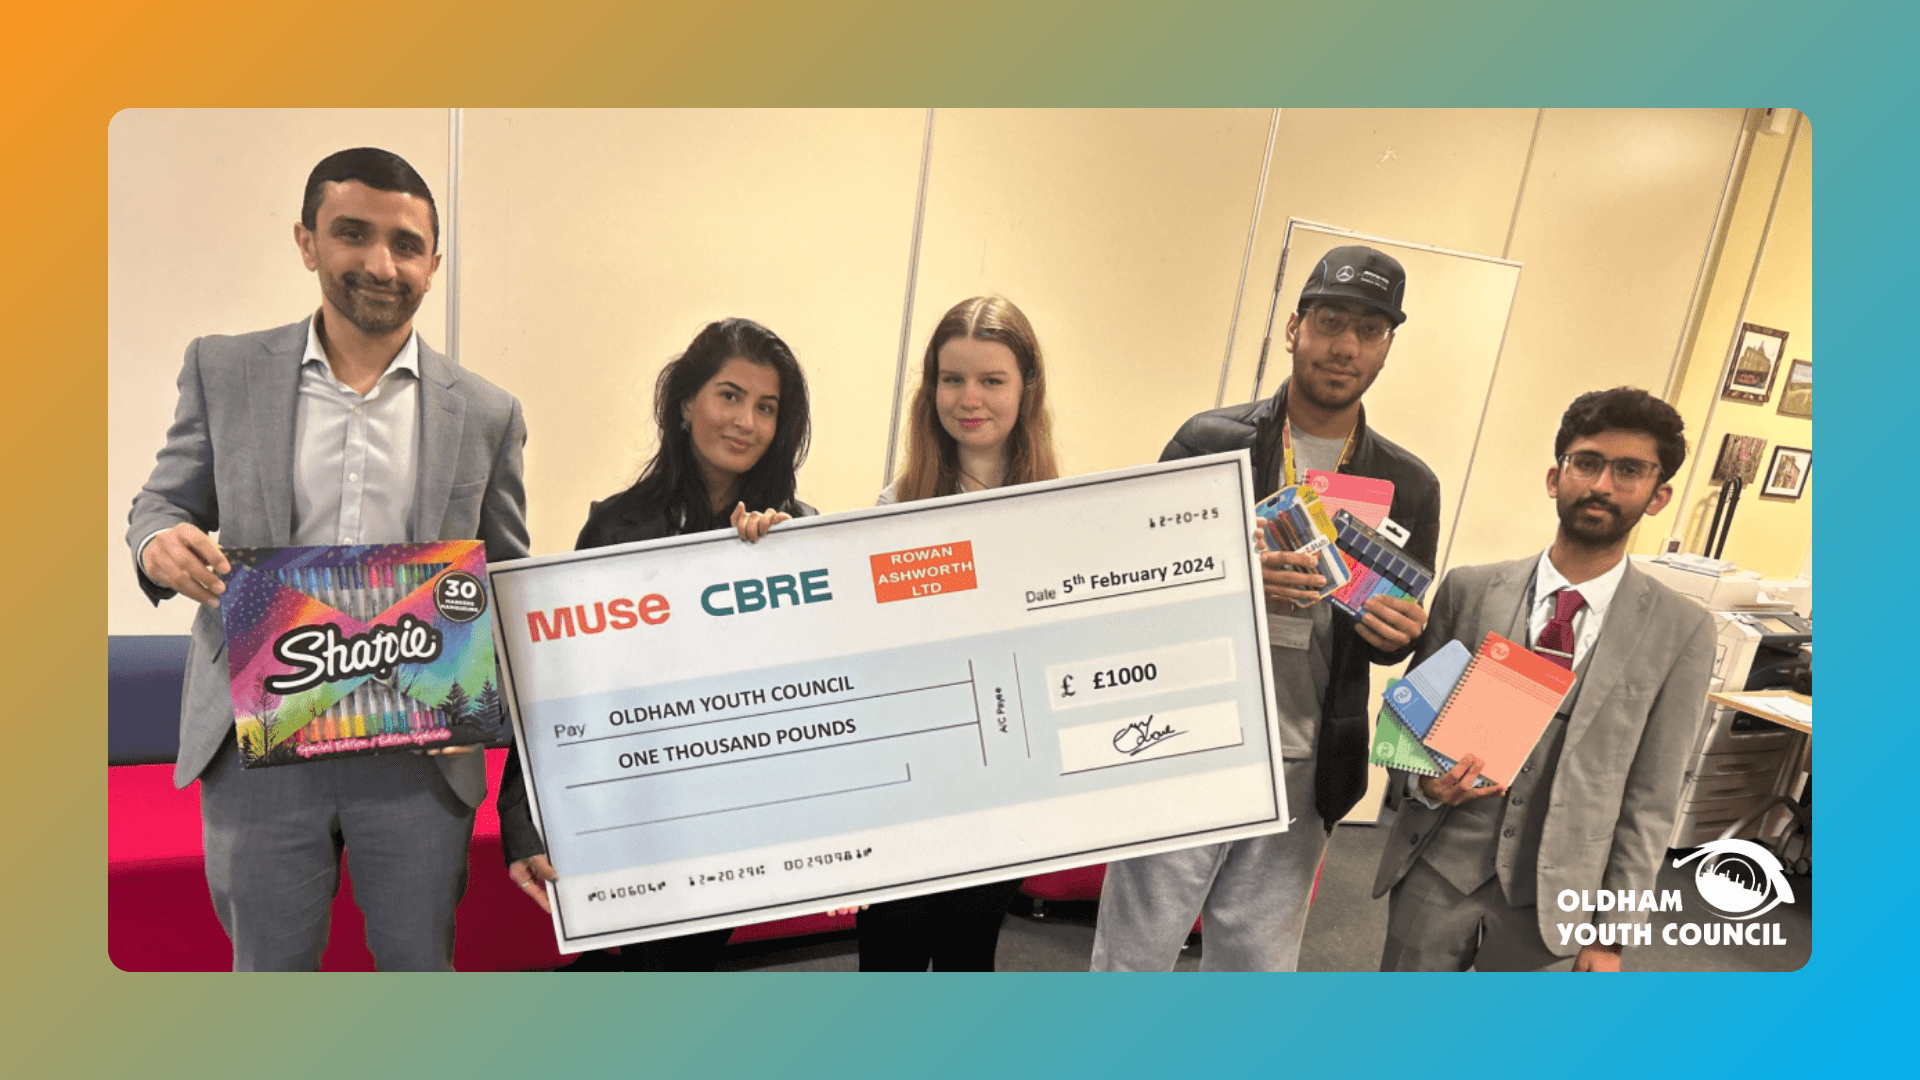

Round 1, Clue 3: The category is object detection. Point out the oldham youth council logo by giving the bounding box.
[1673,838,1796,920]
[1555,836,1796,949]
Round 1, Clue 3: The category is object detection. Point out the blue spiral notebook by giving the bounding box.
[1384,639,1473,738]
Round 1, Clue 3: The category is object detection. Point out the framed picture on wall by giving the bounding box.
[1776,358,1812,418]
[1719,322,1788,403]
[1760,446,1811,499]
[1711,433,1767,484]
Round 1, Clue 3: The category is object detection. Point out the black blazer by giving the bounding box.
[496,487,816,864]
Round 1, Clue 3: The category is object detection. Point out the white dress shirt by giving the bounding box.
[291,315,421,545]
[1524,547,1627,672]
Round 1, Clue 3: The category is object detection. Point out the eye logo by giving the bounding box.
[1672,839,1796,920]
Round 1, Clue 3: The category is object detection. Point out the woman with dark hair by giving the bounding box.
[499,317,813,970]
[859,295,1059,970]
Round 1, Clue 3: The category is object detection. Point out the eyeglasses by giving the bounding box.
[1559,451,1662,486]
[1304,306,1393,345]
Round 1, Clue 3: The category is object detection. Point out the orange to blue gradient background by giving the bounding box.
[15,1,1885,1075]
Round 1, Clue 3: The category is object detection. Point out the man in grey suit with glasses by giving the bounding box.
[1373,387,1713,971]
[127,147,529,971]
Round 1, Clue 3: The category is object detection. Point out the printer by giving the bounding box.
[1633,554,1811,848]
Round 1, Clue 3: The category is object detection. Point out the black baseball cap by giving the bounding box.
[1298,245,1408,327]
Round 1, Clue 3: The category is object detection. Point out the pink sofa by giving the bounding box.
[107,748,853,971]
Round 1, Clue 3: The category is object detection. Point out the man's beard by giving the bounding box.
[325,270,420,335]
[1292,364,1377,413]
[1557,494,1642,547]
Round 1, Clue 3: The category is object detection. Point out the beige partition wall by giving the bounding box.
[107,109,450,636]
[900,108,1276,480]
[457,110,928,544]
[1219,109,1541,400]
[1659,115,1811,578]
[1445,109,1748,569]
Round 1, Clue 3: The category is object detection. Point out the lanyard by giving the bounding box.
[1278,415,1357,489]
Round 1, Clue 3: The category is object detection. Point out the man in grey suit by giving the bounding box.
[1373,387,1713,972]
[127,148,529,970]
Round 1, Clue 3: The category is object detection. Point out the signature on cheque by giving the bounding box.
[1111,716,1184,757]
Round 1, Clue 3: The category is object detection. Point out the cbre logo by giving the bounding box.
[527,594,671,643]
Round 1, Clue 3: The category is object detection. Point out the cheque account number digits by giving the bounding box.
[1147,506,1221,528]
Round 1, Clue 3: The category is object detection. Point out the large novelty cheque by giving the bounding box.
[490,453,1287,953]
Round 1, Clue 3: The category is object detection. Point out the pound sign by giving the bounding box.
[1060,674,1076,698]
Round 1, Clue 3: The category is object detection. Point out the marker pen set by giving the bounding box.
[216,541,500,768]
[1255,484,1351,602]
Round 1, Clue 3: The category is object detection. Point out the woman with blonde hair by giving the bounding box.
[880,295,1057,505]
[861,295,1058,969]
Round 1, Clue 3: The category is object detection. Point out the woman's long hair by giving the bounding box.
[893,296,1057,503]
[627,318,811,530]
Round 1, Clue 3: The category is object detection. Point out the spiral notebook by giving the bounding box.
[1304,469,1393,528]
[1422,632,1576,787]
[1369,705,1446,776]
[1384,640,1474,738]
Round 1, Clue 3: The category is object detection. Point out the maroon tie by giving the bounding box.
[1535,588,1585,670]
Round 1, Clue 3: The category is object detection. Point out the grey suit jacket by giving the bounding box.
[126,318,530,807]
[1371,555,1715,955]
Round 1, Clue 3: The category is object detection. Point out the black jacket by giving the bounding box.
[497,487,817,865]
[1161,379,1442,827]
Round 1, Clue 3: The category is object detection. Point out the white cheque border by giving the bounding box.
[487,452,1285,953]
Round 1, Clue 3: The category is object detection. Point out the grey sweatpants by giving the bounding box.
[1091,755,1326,971]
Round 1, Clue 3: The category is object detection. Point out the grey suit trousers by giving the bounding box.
[199,735,477,971]
[1380,859,1570,971]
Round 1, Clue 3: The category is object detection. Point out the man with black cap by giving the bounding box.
[1091,245,1441,971]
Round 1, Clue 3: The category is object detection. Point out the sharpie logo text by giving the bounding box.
[267,615,443,695]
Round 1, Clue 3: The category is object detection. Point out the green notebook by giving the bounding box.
[1368,705,1445,776]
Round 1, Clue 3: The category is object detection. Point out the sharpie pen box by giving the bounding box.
[216,541,501,768]
[1254,484,1349,602]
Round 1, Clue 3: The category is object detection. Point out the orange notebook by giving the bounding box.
[1423,631,1577,788]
